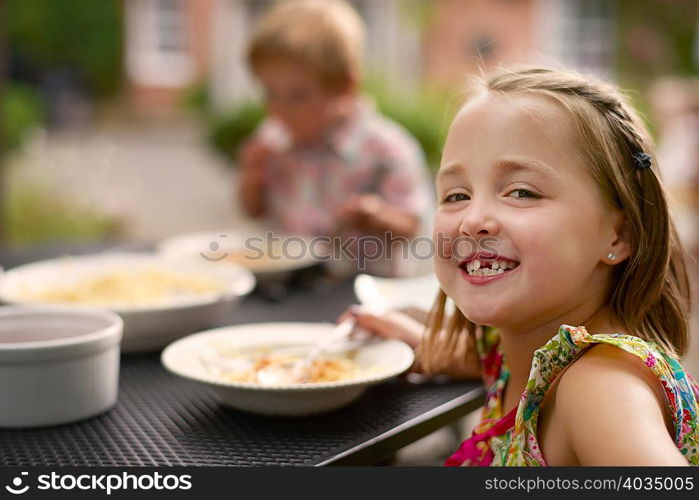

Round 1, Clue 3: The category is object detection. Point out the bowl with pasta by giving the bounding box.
[161,322,415,416]
[0,252,256,352]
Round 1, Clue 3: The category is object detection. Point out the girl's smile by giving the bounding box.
[458,252,521,285]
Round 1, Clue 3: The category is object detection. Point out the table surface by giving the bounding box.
[0,243,485,466]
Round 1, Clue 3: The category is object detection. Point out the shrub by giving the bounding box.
[1,83,44,150]
[207,101,265,163]
[5,181,122,247]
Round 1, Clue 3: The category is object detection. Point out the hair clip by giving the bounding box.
[632,152,652,170]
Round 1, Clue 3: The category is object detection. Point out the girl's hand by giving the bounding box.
[338,306,425,349]
[340,306,483,380]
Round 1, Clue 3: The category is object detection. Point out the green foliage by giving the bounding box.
[1,83,44,150]
[207,101,265,163]
[7,0,123,95]
[364,79,456,172]
[179,82,211,116]
[5,182,121,247]
[617,0,698,83]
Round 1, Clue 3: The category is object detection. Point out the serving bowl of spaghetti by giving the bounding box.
[0,253,256,352]
[161,322,415,416]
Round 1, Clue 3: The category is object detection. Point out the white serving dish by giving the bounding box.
[0,252,256,352]
[0,305,123,428]
[161,322,414,416]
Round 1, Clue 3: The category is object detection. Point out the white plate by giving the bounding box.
[161,322,414,416]
[156,230,326,278]
[0,253,256,352]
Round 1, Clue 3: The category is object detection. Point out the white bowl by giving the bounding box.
[0,252,256,352]
[161,322,415,416]
[0,305,123,428]
[156,230,326,283]
[353,273,442,313]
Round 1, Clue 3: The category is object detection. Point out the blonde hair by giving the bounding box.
[420,67,691,373]
[247,0,364,92]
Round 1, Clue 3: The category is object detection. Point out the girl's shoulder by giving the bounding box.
[536,326,699,465]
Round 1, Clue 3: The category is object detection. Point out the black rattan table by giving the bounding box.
[0,244,485,466]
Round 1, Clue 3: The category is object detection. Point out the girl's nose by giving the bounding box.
[458,202,500,237]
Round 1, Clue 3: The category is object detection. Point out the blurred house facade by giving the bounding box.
[123,0,617,114]
[423,0,615,88]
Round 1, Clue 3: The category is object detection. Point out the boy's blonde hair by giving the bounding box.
[247,0,364,92]
[420,67,691,373]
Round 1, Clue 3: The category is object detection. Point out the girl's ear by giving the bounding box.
[607,215,632,265]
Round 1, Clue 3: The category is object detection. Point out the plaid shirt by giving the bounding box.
[255,98,434,240]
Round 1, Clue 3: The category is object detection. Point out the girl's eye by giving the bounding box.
[508,189,539,199]
[443,192,469,203]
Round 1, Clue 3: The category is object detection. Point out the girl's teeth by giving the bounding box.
[467,265,509,276]
[464,258,519,276]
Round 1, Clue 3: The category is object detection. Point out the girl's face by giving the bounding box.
[434,93,627,331]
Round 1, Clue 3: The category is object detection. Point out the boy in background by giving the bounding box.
[237,0,433,276]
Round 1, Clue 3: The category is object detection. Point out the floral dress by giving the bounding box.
[445,325,699,466]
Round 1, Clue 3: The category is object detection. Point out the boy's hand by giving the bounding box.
[337,194,382,233]
[338,194,419,238]
[239,139,273,183]
[238,139,273,217]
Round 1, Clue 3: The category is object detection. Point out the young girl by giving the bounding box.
[346,67,699,466]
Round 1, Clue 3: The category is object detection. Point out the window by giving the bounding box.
[537,0,616,77]
[126,0,194,87]
[155,0,187,53]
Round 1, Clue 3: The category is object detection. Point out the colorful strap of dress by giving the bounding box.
[445,406,516,466]
[445,326,511,466]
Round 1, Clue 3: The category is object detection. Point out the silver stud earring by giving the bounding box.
[607,252,616,261]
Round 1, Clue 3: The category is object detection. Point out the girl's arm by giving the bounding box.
[342,307,481,379]
[549,344,688,466]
